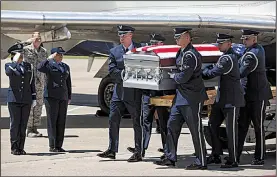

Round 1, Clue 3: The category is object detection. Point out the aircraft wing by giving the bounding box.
[1,1,275,59]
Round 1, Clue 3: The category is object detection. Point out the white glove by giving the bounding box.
[168,72,175,79]
[31,100,37,108]
[13,53,22,63]
[47,52,57,60]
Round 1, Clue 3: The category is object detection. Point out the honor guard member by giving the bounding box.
[237,29,273,165]
[23,32,48,137]
[97,25,143,162]
[5,43,37,155]
[155,27,208,170]
[202,34,245,168]
[37,47,72,152]
[127,33,171,159]
[149,33,165,46]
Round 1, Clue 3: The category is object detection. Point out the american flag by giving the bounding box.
[128,44,246,67]
[134,44,222,59]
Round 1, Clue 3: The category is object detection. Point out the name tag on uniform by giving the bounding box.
[52,69,59,72]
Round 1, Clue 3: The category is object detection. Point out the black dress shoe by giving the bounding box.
[127,147,145,157]
[160,154,166,160]
[185,163,207,170]
[155,158,175,166]
[97,149,116,159]
[11,149,21,155]
[157,148,164,153]
[127,153,142,162]
[224,156,240,164]
[192,152,196,156]
[49,148,60,152]
[251,159,264,165]
[127,147,136,153]
[19,149,27,155]
[220,160,238,168]
[207,155,222,164]
[57,147,66,152]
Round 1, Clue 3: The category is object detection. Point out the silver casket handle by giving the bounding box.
[121,69,129,81]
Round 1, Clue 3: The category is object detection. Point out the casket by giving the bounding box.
[122,44,223,90]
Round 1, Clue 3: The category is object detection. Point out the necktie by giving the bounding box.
[125,48,129,53]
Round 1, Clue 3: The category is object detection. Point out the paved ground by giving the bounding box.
[1,58,276,176]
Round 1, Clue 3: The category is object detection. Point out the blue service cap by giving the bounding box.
[7,43,24,54]
[51,47,66,54]
[216,33,234,43]
[241,29,259,39]
[173,27,192,39]
[117,25,135,36]
[149,33,166,42]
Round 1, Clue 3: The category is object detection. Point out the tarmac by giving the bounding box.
[1,58,276,176]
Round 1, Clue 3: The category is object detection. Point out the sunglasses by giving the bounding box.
[118,32,128,37]
[174,35,181,40]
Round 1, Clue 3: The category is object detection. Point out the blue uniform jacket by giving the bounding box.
[5,61,36,104]
[173,43,208,106]
[239,43,273,101]
[37,58,72,100]
[202,48,245,107]
[108,42,142,103]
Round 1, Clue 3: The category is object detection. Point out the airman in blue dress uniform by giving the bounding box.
[155,27,208,170]
[5,43,37,155]
[97,25,144,162]
[202,33,245,168]
[37,47,72,152]
[237,29,273,165]
[127,33,173,159]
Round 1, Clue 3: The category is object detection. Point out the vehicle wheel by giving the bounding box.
[203,126,228,149]
[98,75,114,115]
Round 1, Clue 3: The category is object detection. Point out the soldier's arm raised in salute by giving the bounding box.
[174,52,197,84]
[5,63,19,76]
[202,55,232,79]
[37,59,50,73]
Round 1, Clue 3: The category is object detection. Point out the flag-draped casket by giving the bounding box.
[122,44,244,90]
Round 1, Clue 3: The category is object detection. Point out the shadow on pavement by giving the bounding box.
[26,152,65,156]
[0,88,99,107]
[98,159,132,162]
[40,135,79,138]
[152,148,276,171]
[1,114,182,129]
[67,150,101,153]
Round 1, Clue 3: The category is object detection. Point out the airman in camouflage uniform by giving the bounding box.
[23,32,48,137]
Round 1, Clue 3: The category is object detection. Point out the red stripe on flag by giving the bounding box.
[141,46,155,51]
[194,45,219,51]
[150,45,219,54]
[152,47,180,53]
